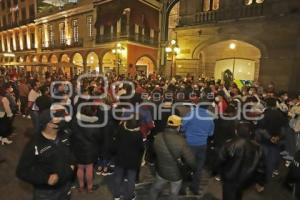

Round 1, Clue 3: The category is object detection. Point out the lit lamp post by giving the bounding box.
[229,42,237,79]
[112,43,125,76]
[165,39,180,79]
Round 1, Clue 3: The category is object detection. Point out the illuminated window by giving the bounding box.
[59,23,65,44]
[245,0,253,5]
[87,16,93,37]
[256,0,264,3]
[48,25,54,45]
[212,0,219,10]
[72,19,78,43]
[203,0,211,11]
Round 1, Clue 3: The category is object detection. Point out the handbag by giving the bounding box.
[161,133,193,181]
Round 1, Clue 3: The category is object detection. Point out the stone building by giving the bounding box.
[0,0,161,77]
[166,0,300,93]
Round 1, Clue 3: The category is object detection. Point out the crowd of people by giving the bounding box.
[0,69,300,200]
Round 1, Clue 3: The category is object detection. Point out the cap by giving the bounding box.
[167,115,182,127]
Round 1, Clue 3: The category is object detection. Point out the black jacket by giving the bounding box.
[154,128,196,182]
[114,124,144,170]
[16,130,75,190]
[217,137,266,186]
[71,113,102,164]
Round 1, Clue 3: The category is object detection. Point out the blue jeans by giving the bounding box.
[263,144,280,181]
[149,174,182,200]
[189,145,207,192]
[113,167,137,200]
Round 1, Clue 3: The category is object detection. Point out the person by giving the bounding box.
[256,97,288,180]
[150,115,196,200]
[28,81,41,133]
[216,121,266,200]
[16,108,75,200]
[35,85,52,113]
[286,150,300,200]
[181,103,215,194]
[71,104,100,192]
[18,78,30,118]
[0,86,13,145]
[113,117,144,200]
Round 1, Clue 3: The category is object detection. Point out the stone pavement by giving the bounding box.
[0,117,296,200]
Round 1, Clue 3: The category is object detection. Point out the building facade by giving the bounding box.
[0,0,161,77]
[166,0,300,93]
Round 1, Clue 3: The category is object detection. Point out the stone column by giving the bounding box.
[26,27,31,49]
[12,31,17,51]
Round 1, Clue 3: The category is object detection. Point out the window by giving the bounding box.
[203,0,210,11]
[87,16,93,37]
[212,0,219,10]
[59,22,65,44]
[31,32,35,48]
[256,0,264,3]
[72,19,78,42]
[48,25,54,45]
[21,8,26,19]
[29,4,35,18]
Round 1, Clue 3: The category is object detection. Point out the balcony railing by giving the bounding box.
[0,17,35,32]
[96,34,159,47]
[193,3,264,25]
[41,38,83,50]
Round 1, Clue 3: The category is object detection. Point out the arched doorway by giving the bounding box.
[25,55,31,72]
[86,52,99,72]
[72,53,84,75]
[41,55,49,75]
[102,51,116,74]
[200,40,261,81]
[41,55,48,63]
[60,54,71,76]
[135,56,155,76]
[49,54,58,73]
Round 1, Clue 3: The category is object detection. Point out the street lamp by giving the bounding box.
[112,43,125,76]
[165,39,180,78]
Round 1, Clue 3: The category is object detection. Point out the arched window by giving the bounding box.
[245,0,253,5]
[203,0,220,12]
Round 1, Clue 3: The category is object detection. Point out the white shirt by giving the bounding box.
[28,89,41,111]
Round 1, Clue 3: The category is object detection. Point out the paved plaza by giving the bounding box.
[0,117,296,200]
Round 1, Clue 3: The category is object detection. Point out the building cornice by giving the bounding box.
[35,4,94,24]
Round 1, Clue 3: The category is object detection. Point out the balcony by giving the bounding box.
[0,17,35,32]
[191,3,264,25]
[41,38,83,51]
[96,34,159,47]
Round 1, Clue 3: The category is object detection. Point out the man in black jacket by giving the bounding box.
[150,115,196,200]
[217,121,266,200]
[16,108,75,200]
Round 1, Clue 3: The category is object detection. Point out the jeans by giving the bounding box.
[149,174,182,200]
[223,181,243,200]
[19,96,28,115]
[33,183,71,200]
[262,144,280,181]
[113,167,137,200]
[189,145,207,192]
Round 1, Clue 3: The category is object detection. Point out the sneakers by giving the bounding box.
[272,170,279,178]
[96,166,114,176]
[27,115,31,119]
[1,137,13,145]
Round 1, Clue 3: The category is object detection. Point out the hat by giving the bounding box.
[167,115,182,127]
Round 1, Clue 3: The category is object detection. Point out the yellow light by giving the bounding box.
[117,43,121,48]
[3,53,16,57]
[229,43,236,50]
[165,47,172,53]
[112,49,116,54]
[174,47,180,54]
[171,40,176,45]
